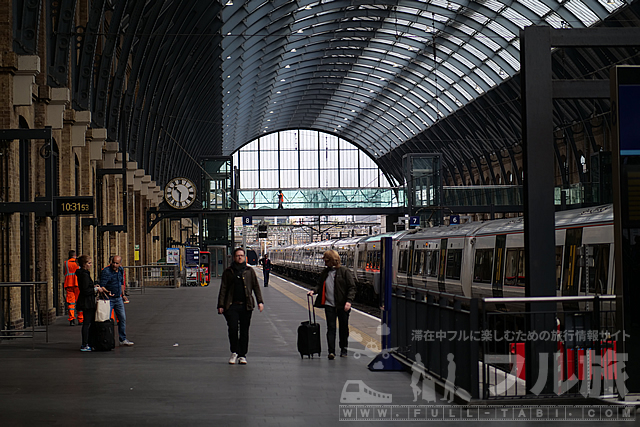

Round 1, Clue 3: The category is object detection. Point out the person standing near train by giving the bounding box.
[307,250,356,359]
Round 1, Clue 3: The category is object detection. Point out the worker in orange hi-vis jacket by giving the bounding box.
[63,250,83,326]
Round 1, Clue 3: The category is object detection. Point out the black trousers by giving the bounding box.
[81,308,96,347]
[324,306,350,354]
[223,303,253,357]
[263,270,270,286]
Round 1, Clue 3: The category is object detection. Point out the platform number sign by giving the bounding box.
[242,216,252,226]
[409,216,420,227]
[450,215,461,225]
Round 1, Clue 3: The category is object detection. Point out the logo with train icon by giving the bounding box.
[340,380,392,404]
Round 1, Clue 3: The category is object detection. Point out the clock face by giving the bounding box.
[164,178,196,209]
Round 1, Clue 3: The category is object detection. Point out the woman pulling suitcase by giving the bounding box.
[307,250,357,360]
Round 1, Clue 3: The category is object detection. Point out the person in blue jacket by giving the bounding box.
[100,255,134,346]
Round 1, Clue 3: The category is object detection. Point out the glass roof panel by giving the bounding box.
[462,43,489,62]
[220,0,622,158]
[545,12,567,28]
[451,52,475,70]
[486,20,516,40]
[565,0,601,27]
[452,83,473,101]
[474,67,496,86]
[502,7,533,30]
[477,0,507,13]
[516,0,551,17]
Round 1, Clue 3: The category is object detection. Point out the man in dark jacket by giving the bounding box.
[218,248,264,365]
[260,254,272,287]
[307,250,356,359]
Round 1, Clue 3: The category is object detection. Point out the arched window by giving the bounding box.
[232,130,391,189]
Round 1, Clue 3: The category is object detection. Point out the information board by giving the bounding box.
[166,248,180,264]
[185,247,200,265]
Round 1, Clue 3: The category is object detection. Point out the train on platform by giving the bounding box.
[269,204,614,306]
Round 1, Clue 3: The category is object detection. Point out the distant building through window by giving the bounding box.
[232,130,392,189]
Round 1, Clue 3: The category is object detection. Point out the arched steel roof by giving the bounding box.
[221,0,626,159]
[22,0,635,189]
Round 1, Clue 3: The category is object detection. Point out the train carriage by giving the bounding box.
[269,205,615,310]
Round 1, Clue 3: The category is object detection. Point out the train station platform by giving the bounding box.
[0,271,436,426]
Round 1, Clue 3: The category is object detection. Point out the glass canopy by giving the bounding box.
[221,0,626,159]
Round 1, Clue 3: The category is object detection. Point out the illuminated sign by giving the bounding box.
[54,197,94,216]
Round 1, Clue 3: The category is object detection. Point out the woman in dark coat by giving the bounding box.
[76,255,107,352]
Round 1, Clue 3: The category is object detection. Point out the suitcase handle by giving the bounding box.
[307,294,316,324]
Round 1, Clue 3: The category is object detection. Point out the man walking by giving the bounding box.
[100,255,133,346]
[63,250,83,326]
[261,253,272,287]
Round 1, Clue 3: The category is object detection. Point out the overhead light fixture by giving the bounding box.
[285,64,291,68]
[291,48,297,52]
[280,79,286,82]
[225,0,233,5]
[297,29,304,33]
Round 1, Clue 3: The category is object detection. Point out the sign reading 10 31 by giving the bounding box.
[55,196,94,216]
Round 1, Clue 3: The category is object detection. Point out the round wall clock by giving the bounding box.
[164,177,196,209]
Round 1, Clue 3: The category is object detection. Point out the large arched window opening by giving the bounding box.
[232,130,392,190]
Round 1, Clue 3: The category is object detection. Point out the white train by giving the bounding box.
[270,205,614,305]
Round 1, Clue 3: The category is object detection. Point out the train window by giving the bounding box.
[562,228,583,295]
[414,250,425,276]
[584,244,610,294]
[445,249,463,280]
[556,246,563,290]
[505,248,525,286]
[399,250,409,273]
[427,250,438,277]
[473,249,493,283]
[375,250,381,270]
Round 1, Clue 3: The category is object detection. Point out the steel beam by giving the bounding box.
[520,25,557,395]
[552,80,610,99]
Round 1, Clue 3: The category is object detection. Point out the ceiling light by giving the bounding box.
[225,0,233,5]
[351,110,355,112]
[297,29,304,33]
[270,111,274,113]
[277,91,281,94]
[291,49,296,52]
[285,65,290,68]
[280,79,286,82]
[226,56,232,59]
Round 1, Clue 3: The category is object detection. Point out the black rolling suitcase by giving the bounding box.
[297,294,321,358]
[89,319,115,351]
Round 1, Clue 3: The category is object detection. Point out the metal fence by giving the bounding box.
[122,265,180,292]
[481,295,619,400]
[390,288,624,402]
[0,282,49,347]
[391,284,481,400]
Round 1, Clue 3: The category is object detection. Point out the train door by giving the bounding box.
[492,234,507,298]
[561,228,583,297]
[437,239,447,292]
[207,245,227,278]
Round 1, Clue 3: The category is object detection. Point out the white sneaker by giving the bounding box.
[238,357,247,364]
[229,353,238,364]
[120,339,134,346]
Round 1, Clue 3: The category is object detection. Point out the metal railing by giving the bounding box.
[480,295,619,400]
[122,265,180,292]
[0,282,49,347]
[391,284,481,400]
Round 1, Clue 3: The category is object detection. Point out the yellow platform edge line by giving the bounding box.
[268,279,382,351]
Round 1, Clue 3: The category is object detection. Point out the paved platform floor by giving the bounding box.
[0,272,636,426]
